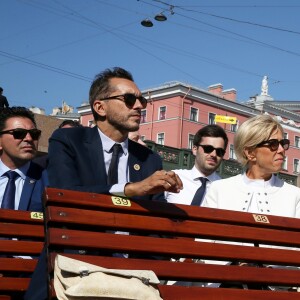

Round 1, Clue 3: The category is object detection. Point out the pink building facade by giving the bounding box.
[77,81,300,177]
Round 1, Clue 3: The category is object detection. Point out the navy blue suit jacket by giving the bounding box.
[47,126,165,201]
[25,127,165,300]
[17,161,47,212]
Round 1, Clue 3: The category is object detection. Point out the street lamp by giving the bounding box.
[141,18,153,27]
[154,13,167,22]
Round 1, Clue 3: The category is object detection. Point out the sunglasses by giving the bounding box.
[198,144,226,157]
[100,93,147,109]
[0,128,41,140]
[256,138,290,151]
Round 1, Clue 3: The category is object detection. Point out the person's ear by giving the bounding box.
[93,100,106,117]
[244,147,256,162]
[192,145,198,156]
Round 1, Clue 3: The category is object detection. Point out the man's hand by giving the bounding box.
[124,170,183,197]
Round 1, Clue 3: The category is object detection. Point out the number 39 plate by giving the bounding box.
[111,196,131,207]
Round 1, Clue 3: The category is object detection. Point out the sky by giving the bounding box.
[1,0,300,115]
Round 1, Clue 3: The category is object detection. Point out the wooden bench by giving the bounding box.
[0,209,44,300]
[44,187,300,300]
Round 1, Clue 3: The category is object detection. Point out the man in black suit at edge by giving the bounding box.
[25,67,182,300]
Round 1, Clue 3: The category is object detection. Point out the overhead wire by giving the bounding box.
[2,0,298,91]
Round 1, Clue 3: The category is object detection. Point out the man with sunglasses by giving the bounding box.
[166,125,228,206]
[47,67,182,201]
[0,106,47,212]
[26,67,183,300]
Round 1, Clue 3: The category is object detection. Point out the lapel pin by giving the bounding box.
[133,164,140,171]
[29,179,35,184]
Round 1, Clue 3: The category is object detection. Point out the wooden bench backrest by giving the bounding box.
[45,188,300,300]
[0,209,44,300]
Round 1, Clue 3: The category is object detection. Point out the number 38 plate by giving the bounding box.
[253,214,270,223]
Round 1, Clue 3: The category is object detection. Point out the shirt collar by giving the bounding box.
[191,165,218,182]
[97,128,128,156]
[0,159,30,180]
[242,172,275,188]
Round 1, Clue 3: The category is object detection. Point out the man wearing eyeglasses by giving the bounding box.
[0,106,47,212]
[47,67,182,201]
[166,125,228,206]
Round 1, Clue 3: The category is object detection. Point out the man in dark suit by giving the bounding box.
[0,106,47,212]
[25,67,182,300]
[47,67,182,200]
[0,87,9,109]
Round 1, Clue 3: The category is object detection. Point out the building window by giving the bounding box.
[188,134,195,149]
[284,132,288,139]
[88,120,95,127]
[283,157,288,170]
[208,113,216,125]
[159,106,166,120]
[157,133,165,145]
[141,110,146,123]
[295,136,300,148]
[294,159,300,173]
[190,107,198,122]
[229,144,236,160]
[230,122,238,132]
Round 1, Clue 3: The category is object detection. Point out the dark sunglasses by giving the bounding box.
[256,138,290,151]
[100,93,147,109]
[198,144,226,157]
[0,128,41,140]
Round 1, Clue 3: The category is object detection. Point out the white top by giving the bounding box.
[165,166,221,205]
[203,173,300,218]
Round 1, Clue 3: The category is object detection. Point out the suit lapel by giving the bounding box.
[18,163,38,210]
[85,127,107,184]
[128,140,143,183]
[19,177,36,210]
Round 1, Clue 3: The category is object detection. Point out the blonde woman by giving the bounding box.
[203,114,300,218]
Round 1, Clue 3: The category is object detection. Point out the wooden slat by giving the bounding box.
[0,240,43,255]
[0,209,43,224]
[0,278,30,292]
[47,228,300,266]
[158,285,300,300]
[46,206,300,247]
[0,222,44,238]
[48,253,300,286]
[45,187,300,231]
[0,258,37,272]
[0,296,11,300]
[48,280,300,300]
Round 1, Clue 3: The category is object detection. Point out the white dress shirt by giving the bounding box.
[98,129,129,196]
[165,166,221,205]
[0,159,30,209]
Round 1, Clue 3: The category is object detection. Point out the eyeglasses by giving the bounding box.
[198,144,226,157]
[256,139,290,151]
[100,93,147,109]
[0,128,41,140]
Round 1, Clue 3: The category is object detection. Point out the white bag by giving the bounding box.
[54,255,163,300]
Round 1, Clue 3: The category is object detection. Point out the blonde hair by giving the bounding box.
[234,114,283,166]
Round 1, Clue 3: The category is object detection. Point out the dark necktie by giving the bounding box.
[107,144,122,185]
[191,177,209,206]
[1,171,20,209]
